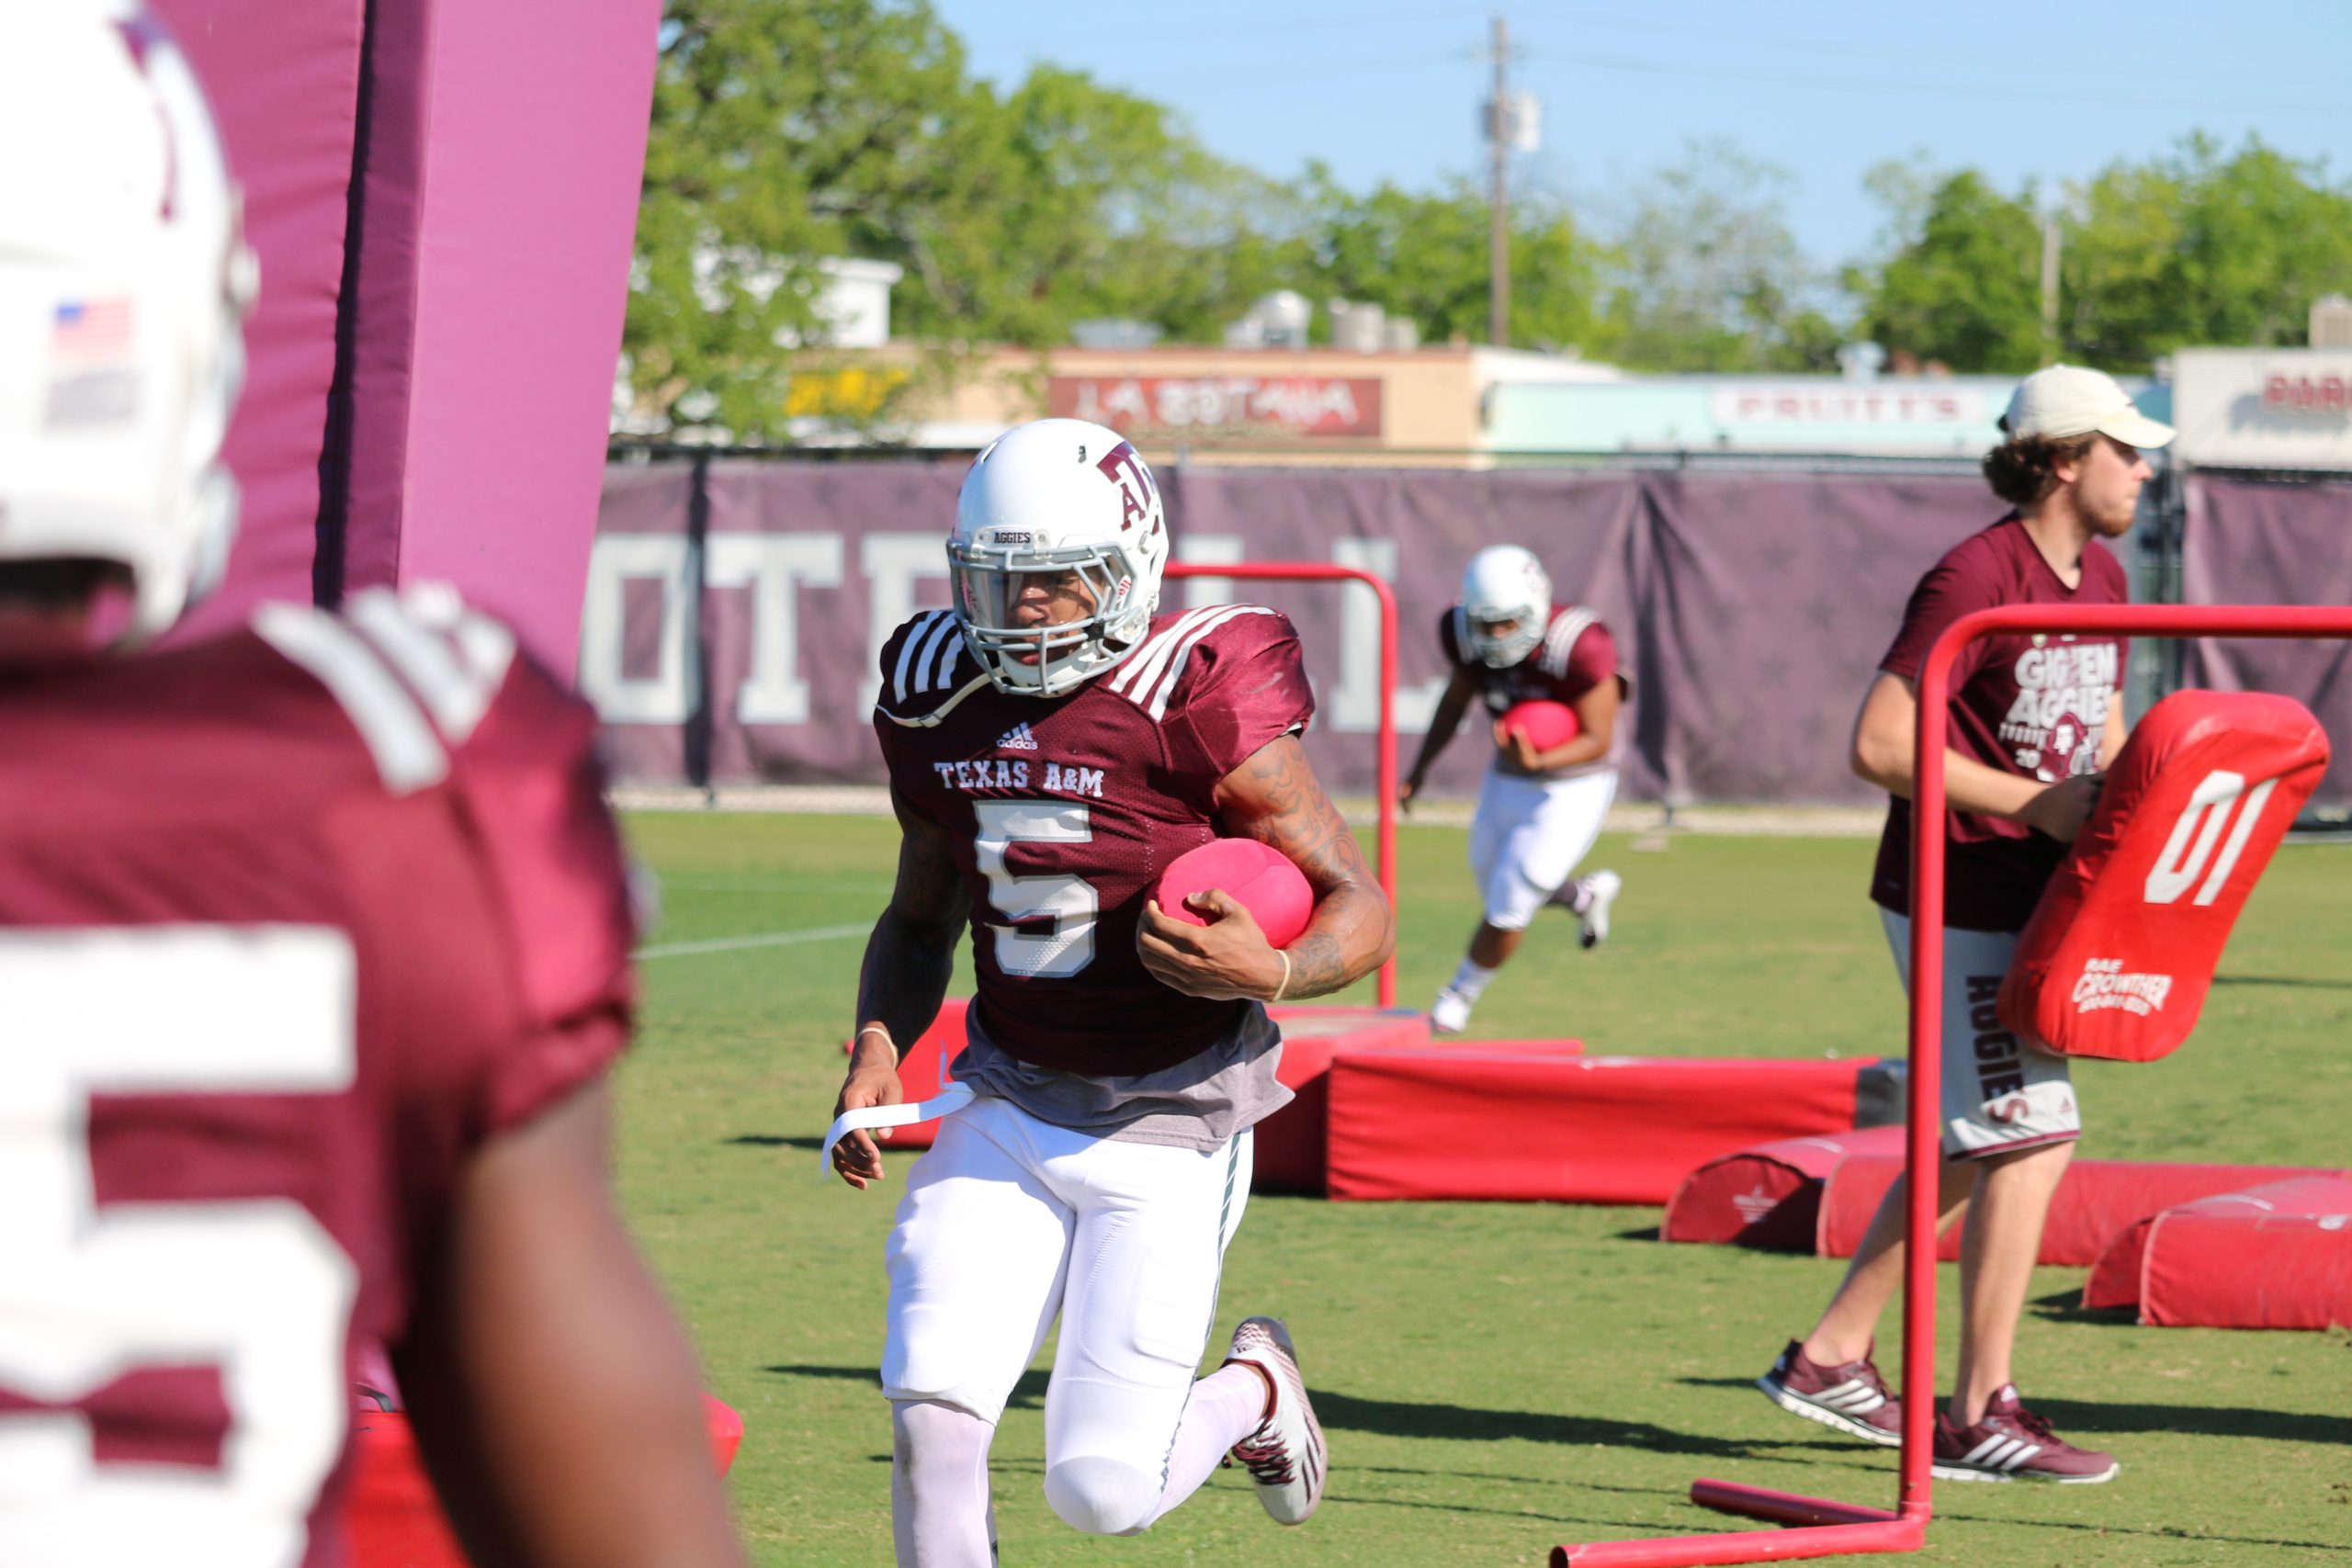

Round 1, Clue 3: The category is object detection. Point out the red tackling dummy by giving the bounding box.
[1153,838,1314,948]
[1500,697,1581,751]
[2000,690,2328,1063]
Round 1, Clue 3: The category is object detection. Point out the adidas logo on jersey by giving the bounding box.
[996,722,1040,750]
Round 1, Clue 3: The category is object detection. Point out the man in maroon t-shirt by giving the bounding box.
[0,13,743,1565]
[829,420,1394,1562]
[1756,366,2173,1485]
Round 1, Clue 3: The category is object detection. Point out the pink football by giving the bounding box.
[1153,839,1314,948]
[1501,698,1581,751]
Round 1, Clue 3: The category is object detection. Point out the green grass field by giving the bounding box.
[613,812,2351,1566]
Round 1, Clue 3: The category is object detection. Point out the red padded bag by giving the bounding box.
[1999,690,2328,1061]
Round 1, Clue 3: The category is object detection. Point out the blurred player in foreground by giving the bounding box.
[1756,366,2172,1484]
[1400,544,1627,1034]
[831,418,1394,1563]
[0,7,746,1562]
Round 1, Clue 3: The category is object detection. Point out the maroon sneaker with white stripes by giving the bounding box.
[1224,1316,1327,1524]
[1757,1338,1904,1447]
[1932,1385,2118,1483]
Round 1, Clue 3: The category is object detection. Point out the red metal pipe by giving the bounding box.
[1164,560,1399,1007]
[1905,601,2352,1511]
[1550,1517,1923,1567]
[1686,1482,1898,1529]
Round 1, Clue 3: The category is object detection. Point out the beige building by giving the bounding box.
[816,343,1623,467]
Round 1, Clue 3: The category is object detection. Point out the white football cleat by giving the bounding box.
[1429,987,1472,1035]
[1224,1317,1327,1525]
[1577,869,1622,950]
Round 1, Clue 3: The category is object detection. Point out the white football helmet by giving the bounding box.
[0,2,254,641]
[1458,544,1551,668]
[948,418,1169,696]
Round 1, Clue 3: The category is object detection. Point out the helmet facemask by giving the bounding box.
[950,536,1151,697]
[1465,607,1544,669]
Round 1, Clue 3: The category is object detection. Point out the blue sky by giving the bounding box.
[931,1,2352,275]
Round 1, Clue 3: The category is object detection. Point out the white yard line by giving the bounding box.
[635,922,870,960]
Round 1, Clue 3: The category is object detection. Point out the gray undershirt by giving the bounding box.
[948,1002,1293,1150]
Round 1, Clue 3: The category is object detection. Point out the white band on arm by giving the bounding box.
[1271,950,1291,1004]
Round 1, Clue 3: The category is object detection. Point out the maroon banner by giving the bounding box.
[1049,376,1384,438]
[585,460,2003,802]
[2181,473,2352,807]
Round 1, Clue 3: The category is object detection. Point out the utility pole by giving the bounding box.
[1487,14,1510,349]
[2040,211,2062,362]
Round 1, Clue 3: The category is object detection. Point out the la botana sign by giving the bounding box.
[2172,348,2352,469]
[1048,375,1385,438]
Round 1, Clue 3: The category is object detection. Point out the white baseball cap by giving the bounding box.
[1999,364,2175,448]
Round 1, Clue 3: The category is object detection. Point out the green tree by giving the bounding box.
[628,0,970,436]
[2066,135,2352,369]
[1590,140,1842,373]
[1855,168,2047,373]
[1273,168,1601,351]
[876,64,1285,348]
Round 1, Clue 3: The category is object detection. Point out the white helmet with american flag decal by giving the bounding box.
[948,418,1170,697]
[0,2,254,641]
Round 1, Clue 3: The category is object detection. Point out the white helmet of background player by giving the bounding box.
[1458,544,1551,668]
[948,417,1170,697]
[0,2,254,641]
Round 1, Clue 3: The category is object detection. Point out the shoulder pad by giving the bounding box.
[876,609,982,720]
[253,583,521,795]
[1535,605,1601,681]
[1102,604,1287,722]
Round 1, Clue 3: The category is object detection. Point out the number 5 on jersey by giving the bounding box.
[0,927,358,1567]
[973,800,1097,978]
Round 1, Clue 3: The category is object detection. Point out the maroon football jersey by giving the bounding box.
[875,604,1315,1076]
[1438,604,1627,776]
[1870,514,2130,931]
[0,587,635,1564]
[1439,603,1622,712]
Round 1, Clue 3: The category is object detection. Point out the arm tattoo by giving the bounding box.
[1216,736,1395,998]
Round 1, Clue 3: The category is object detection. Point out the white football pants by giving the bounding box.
[883,1094,1252,1551]
[1468,767,1617,931]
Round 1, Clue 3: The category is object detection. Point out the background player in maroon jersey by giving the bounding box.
[1755,365,2172,1485]
[830,418,1394,1564]
[0,7,745,1564]
[1400,544,1627,1034]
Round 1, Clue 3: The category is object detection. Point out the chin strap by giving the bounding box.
[880,670,994,728]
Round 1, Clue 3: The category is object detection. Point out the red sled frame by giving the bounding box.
[1551,602,2352,1567]
[1164,558,1399,1008]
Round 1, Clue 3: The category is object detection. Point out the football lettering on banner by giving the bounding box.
[2143,770,2279,907]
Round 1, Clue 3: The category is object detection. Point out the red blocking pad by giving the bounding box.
[2001,690,2328,1063]
[1250,1006,1438,1193]
[2134,1178,2352,1331]
[1664,1125,1902,1250]
[1325,1054,1860,1204]
[346,1396,743,1567]
[1820,1151,2343,1266]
